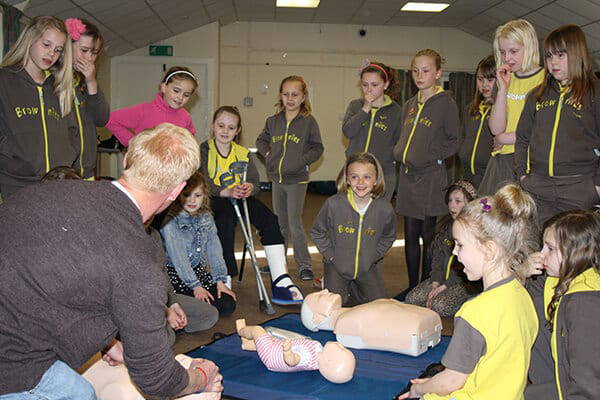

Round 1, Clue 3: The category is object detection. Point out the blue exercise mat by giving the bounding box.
[187,313,450,400]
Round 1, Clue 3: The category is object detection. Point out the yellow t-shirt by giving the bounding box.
[425,278,538,400]
[495,68,545,155]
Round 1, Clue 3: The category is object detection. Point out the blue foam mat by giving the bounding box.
[187,313,450,400]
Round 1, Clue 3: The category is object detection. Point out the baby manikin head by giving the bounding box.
[301,289,342,331]
[317,341,355,384]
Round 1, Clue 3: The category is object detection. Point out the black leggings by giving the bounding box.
[211,196,284,276]
[404,216,437,291]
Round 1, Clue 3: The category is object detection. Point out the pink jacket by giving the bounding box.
[255,334,321,372]
[106,93,196,146]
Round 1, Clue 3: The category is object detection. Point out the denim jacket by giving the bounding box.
[160,210,228,289]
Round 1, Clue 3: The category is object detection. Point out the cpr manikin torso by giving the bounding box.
[301,289,442,356]
[82,354,220,400]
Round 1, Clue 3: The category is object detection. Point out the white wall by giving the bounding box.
[220,22,492,181]
[101,21,492,181]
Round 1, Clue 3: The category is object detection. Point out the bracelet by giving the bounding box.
[195,366,208,386]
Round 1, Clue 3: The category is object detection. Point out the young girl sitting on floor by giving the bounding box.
[525,210,600,400]
[405,181,481,317]
[160,172,237,317]
[311,152,396,306]
[400,184,539,399]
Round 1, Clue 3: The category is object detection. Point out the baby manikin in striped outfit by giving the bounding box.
[236,319,355,383]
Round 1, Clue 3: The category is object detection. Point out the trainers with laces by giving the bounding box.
[299,268,314,281]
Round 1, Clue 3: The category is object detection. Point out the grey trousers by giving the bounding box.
[272,182,312,270]
[324,260,385,307]
[174,293,219,333]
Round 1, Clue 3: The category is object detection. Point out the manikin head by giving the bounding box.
[301,289,343,332]
[317,341,356,384]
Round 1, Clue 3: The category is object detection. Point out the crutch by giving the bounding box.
[220,171,275,315]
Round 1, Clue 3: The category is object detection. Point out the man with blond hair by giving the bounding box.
[0,124,221,400]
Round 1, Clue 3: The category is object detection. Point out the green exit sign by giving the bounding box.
[149,45,173,56]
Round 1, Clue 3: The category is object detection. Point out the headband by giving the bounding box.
[452,180,477,200]
[65,18,86,41]
[164,70,196,84]
[364,63,389,82]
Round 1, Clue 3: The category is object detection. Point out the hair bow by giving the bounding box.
[480,198,491,213]
[65,18,86,41]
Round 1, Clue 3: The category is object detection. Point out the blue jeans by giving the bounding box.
[0,360,96,400]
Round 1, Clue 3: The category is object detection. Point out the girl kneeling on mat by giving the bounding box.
[160,172,237,317]
[200,105,303,305]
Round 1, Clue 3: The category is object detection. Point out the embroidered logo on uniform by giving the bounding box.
[15,106,39,118]
[363,227,376,236]
[379,115,387,120]
[338,224,356,234]
[374,121,388,131]
[272,134,300,144]
[535,99,557,111]
[47,108,60,121]
[507,92,527,101]
[444,238,453,247]
[419,116,432,127]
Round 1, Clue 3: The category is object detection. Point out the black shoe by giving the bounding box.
[299,268,314,281]
[393,288,411,301]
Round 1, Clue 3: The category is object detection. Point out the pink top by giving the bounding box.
[106,93,196,146]
[255,334,322,372]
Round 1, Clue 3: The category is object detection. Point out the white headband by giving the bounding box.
[164,70,196,83]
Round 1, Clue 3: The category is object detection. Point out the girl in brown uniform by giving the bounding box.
[458,56,496,189]
[393,49,461,298]
[516,25,600,225]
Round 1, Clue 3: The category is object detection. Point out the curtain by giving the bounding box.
[394,69,418,106]
[2,3,24,57]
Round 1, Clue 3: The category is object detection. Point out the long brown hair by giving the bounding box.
[536,25,597,105]
[546,210,600,324]
[468,55,496,116]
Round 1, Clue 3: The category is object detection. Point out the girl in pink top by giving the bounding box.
[106,66,197,146]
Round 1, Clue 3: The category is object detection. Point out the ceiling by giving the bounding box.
[6,0,600,57]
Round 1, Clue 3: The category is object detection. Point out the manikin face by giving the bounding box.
[361,71,388,102]
[448,190,467,220]
[160,78,195,110]
[212,111,240,146]
[540,226,562,277]
[452,221,486,281]
[499,37,525,73]
[412,56,441,91]
[476,72,496,100]
[317,341,355,384]
[181,186,204,215]
[27,28,66,75]
[546,51,570,86]
[72,35,100,65]
[280,80,305,114]
[347,161,377,201]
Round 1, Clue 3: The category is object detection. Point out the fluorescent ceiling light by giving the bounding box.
[276,0,320,7]
[401,2,449,12]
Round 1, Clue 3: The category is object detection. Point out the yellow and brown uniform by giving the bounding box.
[516,79,600,223]
[0,68,78,197]
[458,103,493,188]
[393,88,461,218]
[426,278,538,400]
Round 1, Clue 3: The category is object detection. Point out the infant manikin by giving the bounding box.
[301,289,442,356]
[82,354,221,400]
[236,319,355,384]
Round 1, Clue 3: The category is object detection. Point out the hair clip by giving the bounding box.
[480,198,491,213]
[65,18,86,41]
